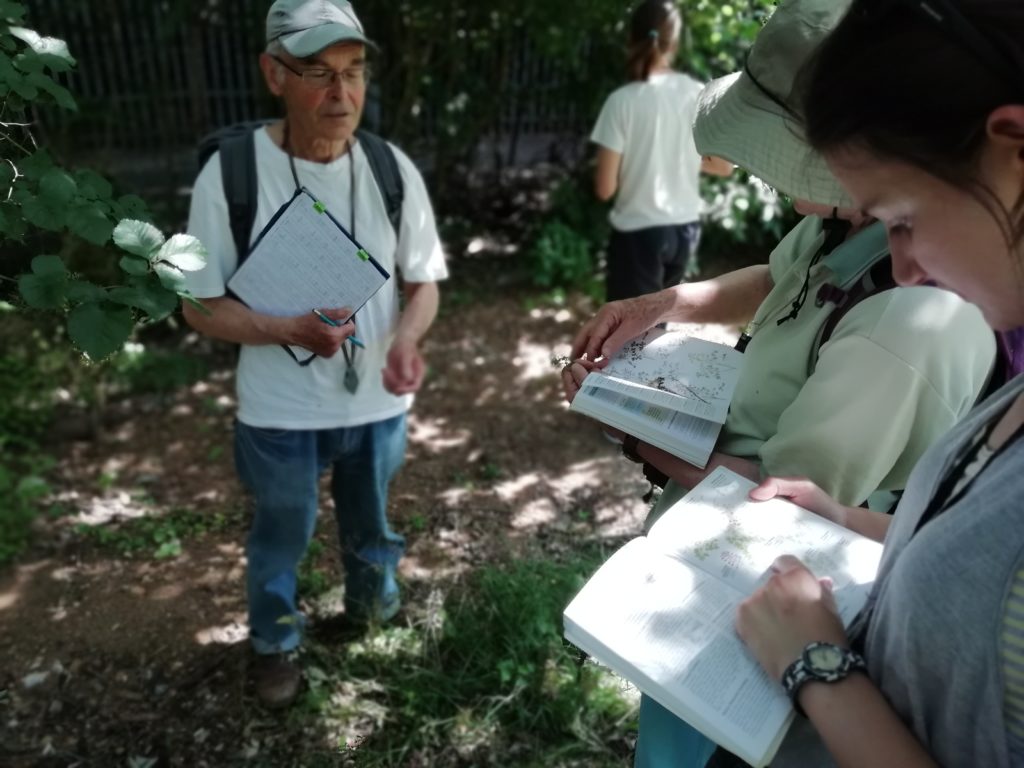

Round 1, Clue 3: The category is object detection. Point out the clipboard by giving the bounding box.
[227,188,390,320]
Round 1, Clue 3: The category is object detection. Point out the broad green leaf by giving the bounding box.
[11,76,37,99]
[109,278,177,321]
[66,280,107,303]
[0,161,15,188]
[30,254,66,277]
[21,194,65,231]
[35,74,76,111]
[9,27,75,69]
[74,169,112,201]
[118,254,150,276]
[0,205,25,240]
[37,52,74,74]
[112,219,164,258]
[38,167,77,206]
[67,203,114,245]
[18,272,67,309]
[0,51,16,80]
[153,262,186,292]
[0,1,26,23]
[114,194,149,220]
[155,234,207,272]
[19,149,53,181]
[67,303,133,360]
[13,50,44,73]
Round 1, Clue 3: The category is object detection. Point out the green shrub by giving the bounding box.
[527,177,608,297]
[699,172,801,259]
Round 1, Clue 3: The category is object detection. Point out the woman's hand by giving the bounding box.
[736,555,849,681]
[560,357,603,403]
[569,291,673,364]
[749,476,850,528]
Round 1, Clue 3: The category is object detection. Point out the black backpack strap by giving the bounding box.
[218,127,258,267]
[809,254,897,374]
[356,128,403,236]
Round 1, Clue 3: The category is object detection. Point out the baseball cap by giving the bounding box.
[266,0,375,58]
[693,0,852,208]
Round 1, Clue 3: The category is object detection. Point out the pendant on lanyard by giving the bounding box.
[284,121,361,392]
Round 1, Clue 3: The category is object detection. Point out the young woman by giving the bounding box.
[590,0,730,301]
[731,1,1024,765]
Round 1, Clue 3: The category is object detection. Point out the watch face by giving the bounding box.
[805,643,845,673]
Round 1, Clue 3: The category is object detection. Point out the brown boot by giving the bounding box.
[252,653,301,709]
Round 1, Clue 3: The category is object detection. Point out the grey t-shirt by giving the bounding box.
[771,374,1024,767]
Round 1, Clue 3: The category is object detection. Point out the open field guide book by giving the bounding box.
[563,467,883,767]
[569,329,744,468]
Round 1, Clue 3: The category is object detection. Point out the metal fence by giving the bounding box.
[27,0,591,169]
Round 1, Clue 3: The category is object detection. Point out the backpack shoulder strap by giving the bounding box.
[356,128,404,236]
[218,127,258,266]
[810,254,897,373]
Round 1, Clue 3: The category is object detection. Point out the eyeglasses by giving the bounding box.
[270,54,370,89]
[873,0,1021,96]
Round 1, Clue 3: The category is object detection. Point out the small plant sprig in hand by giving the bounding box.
[550,353,574,369]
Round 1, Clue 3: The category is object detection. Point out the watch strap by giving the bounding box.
[621,434,644,463]
[781,642,866,717]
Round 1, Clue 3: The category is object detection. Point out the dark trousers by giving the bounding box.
[606,221,701,302]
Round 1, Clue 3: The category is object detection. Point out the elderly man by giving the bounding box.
[183,0,447,707]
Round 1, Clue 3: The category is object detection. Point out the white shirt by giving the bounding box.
[186,128,448,429]
[590,72,704,232]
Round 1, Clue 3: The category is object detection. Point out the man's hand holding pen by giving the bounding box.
[286,306,355,358]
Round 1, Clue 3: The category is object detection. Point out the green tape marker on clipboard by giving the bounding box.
[313,200,326,214]
[356,249,370,261]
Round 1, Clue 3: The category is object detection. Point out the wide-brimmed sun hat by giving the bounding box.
[694,0,852,208]
[266,0,375,58]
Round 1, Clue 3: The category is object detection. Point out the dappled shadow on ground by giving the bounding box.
[0,260,739,765]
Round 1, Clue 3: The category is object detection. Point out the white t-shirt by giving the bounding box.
[589,72,704,232]
[186,128,448,430]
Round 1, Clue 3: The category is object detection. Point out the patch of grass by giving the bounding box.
[291,550,636,766]
[298,540,333,599]
[75,506,234,559]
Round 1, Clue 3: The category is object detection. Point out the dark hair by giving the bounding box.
[627,0,681,82]
[800,0,1024,245]
[801,0,1024,380]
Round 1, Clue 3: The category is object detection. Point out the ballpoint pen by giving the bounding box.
[311,309,365,348]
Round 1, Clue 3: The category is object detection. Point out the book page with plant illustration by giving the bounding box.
[584,329,743,424]
[563,467,882,767]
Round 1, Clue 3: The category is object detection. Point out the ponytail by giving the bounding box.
[626,1,681,82]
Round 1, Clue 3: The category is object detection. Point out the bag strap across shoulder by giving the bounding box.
[355,128,404,236]
[214,124,404,267]
[218,129,258,267]
[808,254,897,375]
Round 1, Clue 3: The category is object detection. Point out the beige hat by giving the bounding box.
[694,0,852,208]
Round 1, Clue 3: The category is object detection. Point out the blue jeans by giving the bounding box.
[634,694,716,768]
[234,414,407,655]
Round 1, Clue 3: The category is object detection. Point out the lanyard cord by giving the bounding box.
[282,120,356,240]
[282,120,359,370]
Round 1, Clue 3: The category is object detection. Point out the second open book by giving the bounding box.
[563,467,883,767]
[569,329,745,468]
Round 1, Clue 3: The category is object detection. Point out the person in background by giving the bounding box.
[591,0,732,302]
[182,0,448,708]
[726,0,1024,765]
[564,0,997,764]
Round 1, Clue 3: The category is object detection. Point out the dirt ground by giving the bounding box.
[0,259,738,767]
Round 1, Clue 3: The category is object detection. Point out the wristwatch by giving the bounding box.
[781,641,867,716]
[621,434,644,463]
